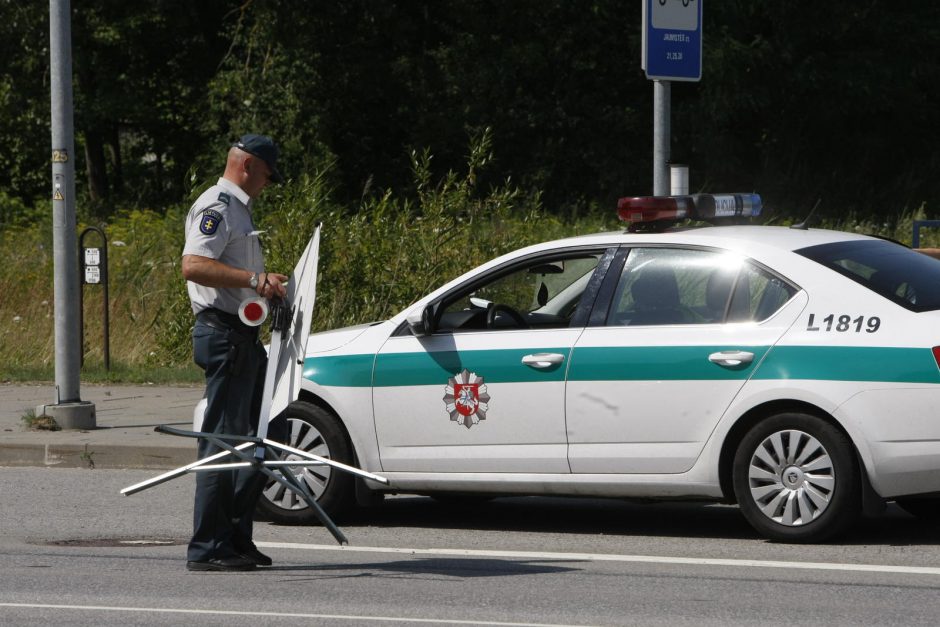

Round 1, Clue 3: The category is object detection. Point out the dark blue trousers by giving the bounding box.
[187,320,280,562]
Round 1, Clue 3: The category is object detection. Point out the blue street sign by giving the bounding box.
[642,0,703,82]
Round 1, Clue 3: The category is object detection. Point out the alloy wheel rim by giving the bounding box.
[747,429,835,526]
[262,418,332,511]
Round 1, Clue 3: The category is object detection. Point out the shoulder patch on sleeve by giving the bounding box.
[199,209,224,235]
[217,192,231,205]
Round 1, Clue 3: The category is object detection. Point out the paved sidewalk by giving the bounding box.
[0,383,205,469]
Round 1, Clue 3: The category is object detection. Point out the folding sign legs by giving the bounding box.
[121,425,390,546]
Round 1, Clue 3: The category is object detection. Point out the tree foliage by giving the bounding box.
[1,0,939,223]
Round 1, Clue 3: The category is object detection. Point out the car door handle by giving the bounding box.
[521,353,566,368]
[708,350,754,367]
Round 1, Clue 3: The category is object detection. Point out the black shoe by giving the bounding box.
[237,543,273,567]
[186,556,256,572]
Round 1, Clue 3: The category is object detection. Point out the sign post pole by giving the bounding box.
[642,0,703,196]
[653,79,671,196]
[45,0,95,429]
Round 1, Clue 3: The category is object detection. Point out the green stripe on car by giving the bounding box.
[303,345,940,387]
[303,353,374,387]
[752,345,940,383]
[374,348,572,386]
[304,348,571,387]
[566,346,769,381]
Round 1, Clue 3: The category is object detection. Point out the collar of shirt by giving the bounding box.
[217,177,252,208]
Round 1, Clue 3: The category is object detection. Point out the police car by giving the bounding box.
[258,193,940,542]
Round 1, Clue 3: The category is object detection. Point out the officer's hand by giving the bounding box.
[257,272,289,299]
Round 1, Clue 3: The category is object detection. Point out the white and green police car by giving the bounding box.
[259,193,940,542]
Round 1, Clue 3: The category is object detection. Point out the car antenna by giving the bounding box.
[790,198,821,230]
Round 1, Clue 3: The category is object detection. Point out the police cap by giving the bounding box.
[232,134,284,183]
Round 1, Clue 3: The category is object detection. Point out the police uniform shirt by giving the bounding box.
[183,178,264,315]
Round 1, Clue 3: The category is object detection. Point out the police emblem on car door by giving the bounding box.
[444,369,490,428]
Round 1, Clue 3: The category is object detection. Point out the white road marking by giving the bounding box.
[0,603,584,626]
[256,541,940,577]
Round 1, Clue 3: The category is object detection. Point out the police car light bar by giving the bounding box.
[617,193,762,231]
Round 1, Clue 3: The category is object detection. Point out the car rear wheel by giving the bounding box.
[732,413,861,542]
[256,401,355,524]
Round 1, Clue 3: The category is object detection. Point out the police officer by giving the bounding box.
[181,134,288,572]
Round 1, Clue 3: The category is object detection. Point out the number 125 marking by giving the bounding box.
[807,314,881,333]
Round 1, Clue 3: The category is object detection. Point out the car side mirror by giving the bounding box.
[406,303,437,337]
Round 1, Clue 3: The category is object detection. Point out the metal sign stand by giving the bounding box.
[121,228,388,545]
[79,225,110,370]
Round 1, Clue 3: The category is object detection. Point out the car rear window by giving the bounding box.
[796,239,940,312]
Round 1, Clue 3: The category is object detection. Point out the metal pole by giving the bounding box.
[44,0,95,429]
[653,79,671,196]
[102,231,110,370]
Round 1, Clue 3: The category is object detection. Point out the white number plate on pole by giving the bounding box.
[84,266,100,284]
[84,247,100,266]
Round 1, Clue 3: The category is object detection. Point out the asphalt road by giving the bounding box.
[2,466,939,626]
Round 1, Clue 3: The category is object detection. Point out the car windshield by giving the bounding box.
[796,239,940,312]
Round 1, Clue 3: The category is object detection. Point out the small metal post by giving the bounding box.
[670,164,689,195]
[912,220,940,249]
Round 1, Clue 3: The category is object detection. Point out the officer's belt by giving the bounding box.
[196,307,259,339]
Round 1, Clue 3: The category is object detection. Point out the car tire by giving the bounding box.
[895,497,940,521]
[732,412,861,542]
[256,401,355,524]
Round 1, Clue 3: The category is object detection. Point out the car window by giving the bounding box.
[796,239,940,312]
[438,253,602,332]
[606,247,797,326]
[734,263,798,322]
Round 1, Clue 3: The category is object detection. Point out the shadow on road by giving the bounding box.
[270,495,939,546]
[264,557,582,581]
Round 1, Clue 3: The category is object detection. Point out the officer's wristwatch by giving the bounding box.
[249,272,259,289]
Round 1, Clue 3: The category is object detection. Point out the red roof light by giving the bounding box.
[617,196,693,224]
[617,193,762,231]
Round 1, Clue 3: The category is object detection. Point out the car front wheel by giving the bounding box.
[256,401,355,524]
[732,413,861,542]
